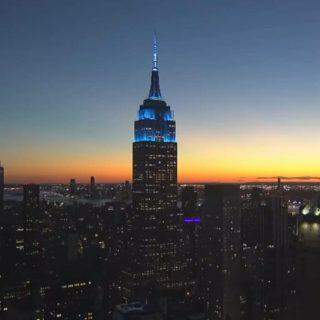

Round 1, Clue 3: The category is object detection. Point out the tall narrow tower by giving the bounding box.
[0,162,4,212]
[126,34,179,298]
[90,176,96,197]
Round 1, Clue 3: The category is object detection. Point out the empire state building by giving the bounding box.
[125,34,181,297]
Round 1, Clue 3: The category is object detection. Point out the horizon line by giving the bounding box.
[4,179,320,186]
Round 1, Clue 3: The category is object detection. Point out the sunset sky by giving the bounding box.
[1,0,320,183]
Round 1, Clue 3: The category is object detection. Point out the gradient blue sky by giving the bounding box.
[1,0,320,183]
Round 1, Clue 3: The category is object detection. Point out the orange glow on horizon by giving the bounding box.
[3,130,320,184]
[4,153,320,184]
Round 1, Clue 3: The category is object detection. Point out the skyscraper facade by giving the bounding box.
[181,186,200,297]
[23,184,42,274]
[253,183,297,319]
[0,162,4,212]
[199,184,241,320]
[125,35,181,298]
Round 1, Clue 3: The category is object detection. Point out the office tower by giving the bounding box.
[239,188,264,319]
[124,180,131,197]
[199,184,241,320]
[23,184,41,268]
[181,186,200,297]
[22,185,42,319]
[125,34,180,299]
[90,176,96,197]
[117,181,131,203]
[70,178,77,195]
[181,186,197,214]
[241,188,261,249]
[0,162,4,212]
[23,184,40,209]
[254,181,297,319]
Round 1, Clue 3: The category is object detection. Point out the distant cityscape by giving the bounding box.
[1,36,320,320]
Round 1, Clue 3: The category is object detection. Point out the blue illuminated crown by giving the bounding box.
[134,33,176,143]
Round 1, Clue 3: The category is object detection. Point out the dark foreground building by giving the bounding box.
[253,185,297,319]
[124,35,182,299]
[0,162,4,213]
[240,183,297,320]
[199,184,241,320]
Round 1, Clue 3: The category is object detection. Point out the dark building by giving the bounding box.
[23,184,40,209]
[241,188,261,249]
[70,179,77,195]
[181,186,197,215]
[253,182,297,319]
[239,188,263,319]
[181,186,200,297]
[90,176,96,197]
[0,162,4,212]
[123,180,131,202]
[23,184,41,269]
[124,34,181,299]
[199,184,241,320]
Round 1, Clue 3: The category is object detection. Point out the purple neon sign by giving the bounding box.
[184,217,201,224]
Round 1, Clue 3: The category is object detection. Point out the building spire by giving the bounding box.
[153,30,158,70]
[148,31,162,100]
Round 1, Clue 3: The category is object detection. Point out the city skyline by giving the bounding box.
[1,0,320,183]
